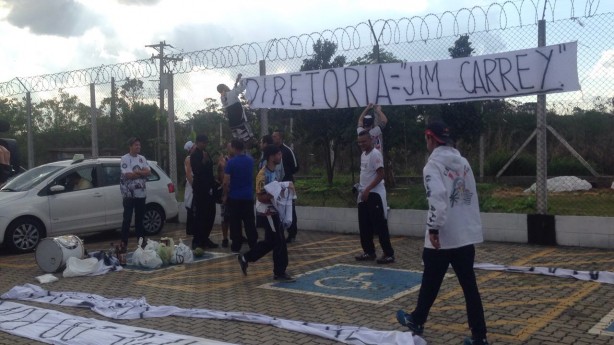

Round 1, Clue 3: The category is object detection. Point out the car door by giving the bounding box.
[47,165,107,234]
[99,163,124,229]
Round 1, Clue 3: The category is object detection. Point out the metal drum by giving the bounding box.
[35,235,84,273]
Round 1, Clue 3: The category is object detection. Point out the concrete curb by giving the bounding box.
[176,203,614,249]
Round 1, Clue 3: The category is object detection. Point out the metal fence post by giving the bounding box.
[536,19,548,214]
[26,91,34,168]
[90,83,99,158]
[167,73,177,187]
[259,60,268,137]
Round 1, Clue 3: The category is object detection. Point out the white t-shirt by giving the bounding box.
[120,154,149,198]
[358,148,388,218]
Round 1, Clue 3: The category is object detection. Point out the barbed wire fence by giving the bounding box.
[1,0,612,216]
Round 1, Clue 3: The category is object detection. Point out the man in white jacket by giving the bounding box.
[396,121,488,345]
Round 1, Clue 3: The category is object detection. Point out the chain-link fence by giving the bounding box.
[0,0,612,216]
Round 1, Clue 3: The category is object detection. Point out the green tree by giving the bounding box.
[294,39,350,186]
[120,78,146,107]
[439,35,482,145]
[350,46,401,65]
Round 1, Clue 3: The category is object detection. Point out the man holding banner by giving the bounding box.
[357,103,387,152]
[217,74,256,143]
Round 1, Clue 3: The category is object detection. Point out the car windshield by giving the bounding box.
[1,165,65,192]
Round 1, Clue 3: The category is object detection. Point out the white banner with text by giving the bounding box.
[244,42,580,109]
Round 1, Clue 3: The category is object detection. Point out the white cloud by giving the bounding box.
[589,49,614,79]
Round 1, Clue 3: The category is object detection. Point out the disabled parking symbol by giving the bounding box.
[315,272,374,290]
[264,264,425,305]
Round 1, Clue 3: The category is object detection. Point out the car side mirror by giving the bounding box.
[49,185,66,193]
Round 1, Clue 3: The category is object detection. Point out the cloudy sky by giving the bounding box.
[0,0,612,113]
[0,0,524,81]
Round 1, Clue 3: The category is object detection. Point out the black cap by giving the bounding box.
[425,121,454,145]
[363,114,374,127]
[195,134,209,143]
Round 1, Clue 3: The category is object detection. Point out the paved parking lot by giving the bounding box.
[1,222,613,344]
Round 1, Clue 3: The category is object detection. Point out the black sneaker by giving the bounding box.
[222,239,229,248]
[355,252,376,261]
[238,255,248,276]
[205,239,219,249]
[396,310,424,335]
[463,337,489,345]
[376,255,395,264]
[273,273,296,283]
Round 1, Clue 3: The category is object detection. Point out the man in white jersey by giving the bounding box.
[120,137,151,248]
[356,103,388,152]
[354,130,395,264]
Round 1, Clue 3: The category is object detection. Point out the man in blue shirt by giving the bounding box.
[223,139,257,252]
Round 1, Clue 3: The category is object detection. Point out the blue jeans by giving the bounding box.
[121,197,146,246]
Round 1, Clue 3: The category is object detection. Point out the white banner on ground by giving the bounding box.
[0,300,232,345]
[474,263,614,284]
[244,42,579,110]
[1,284,425,345]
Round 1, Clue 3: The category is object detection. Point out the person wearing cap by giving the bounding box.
[217,74,255,143]
[223,139,257,252]
[354,130,395,264]
[357,103,388,152]
[237,144,295,282]
[120,137,151,248]
[190,134,219,250]
[396,120,489,345]
[183,140,196,236]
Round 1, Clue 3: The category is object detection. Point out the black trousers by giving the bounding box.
[357,192,394,257]
[243,214,288,276]
[192,191,216,248]
[185,206,194,235]
[227,198,258,251]
[412,244,487,339]
[121,197,145,245]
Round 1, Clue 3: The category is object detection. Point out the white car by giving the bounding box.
[0,157,178,253]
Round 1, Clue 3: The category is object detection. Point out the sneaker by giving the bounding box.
[204,239,219,249]
[238,255,248,276]
[396,310,424,335]
[222,239,229,248]
[463,337,489,345]
[273,273,296,283]
[376,255,395,264]
[355,252,376,261]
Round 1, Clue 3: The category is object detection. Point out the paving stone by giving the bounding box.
[0,223,613,344]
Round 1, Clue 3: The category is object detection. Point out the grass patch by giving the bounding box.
[176,176,614,216]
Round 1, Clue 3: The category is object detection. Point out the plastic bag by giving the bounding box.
[132,237,162,269]
[171,239,194,264]
[35,274,59,284]
[63,257,100,277]
[143,238,160,252]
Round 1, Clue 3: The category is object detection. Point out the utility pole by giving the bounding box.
[146,41,182,186]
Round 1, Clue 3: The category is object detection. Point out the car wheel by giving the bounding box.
[143,204,165,235]
[5,217,45,253]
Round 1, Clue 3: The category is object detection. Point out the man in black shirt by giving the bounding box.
[190,134,218,249]
[272,129,299,243]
